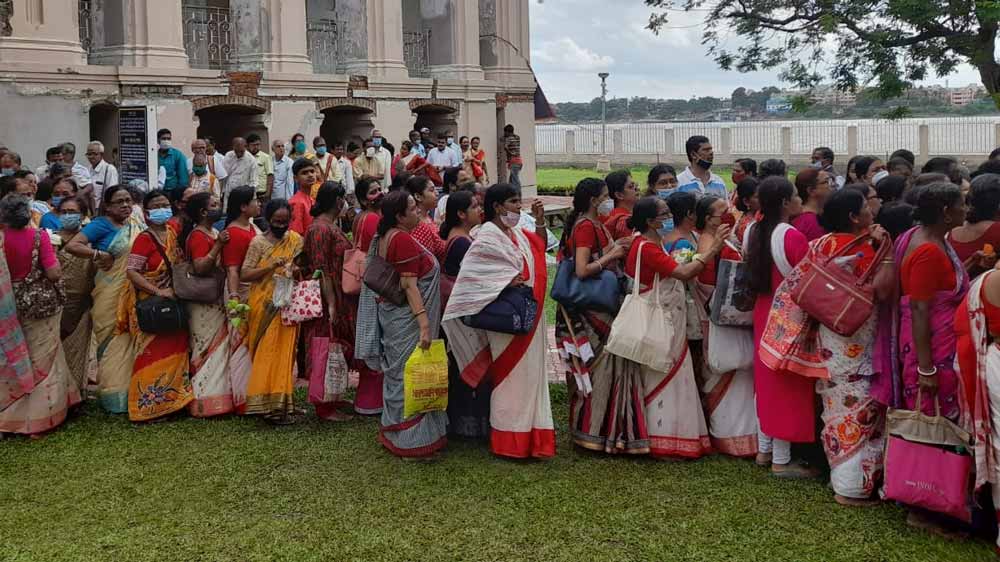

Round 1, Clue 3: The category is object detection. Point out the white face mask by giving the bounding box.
[159,139,171,150]
[597,198,614,216]
[872,170,889,186]
[501,210,520,228]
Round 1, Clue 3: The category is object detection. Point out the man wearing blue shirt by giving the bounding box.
[157,128,189,195]
[675,135,727,199]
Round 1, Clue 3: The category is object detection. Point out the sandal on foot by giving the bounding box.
[771,461,820,479]
[755,452,773,467]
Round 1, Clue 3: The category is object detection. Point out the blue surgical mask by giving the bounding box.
[656,190,673,201]
[0,168,14,176]
[294,141,307,154]
[51,196,64,209]
[373,137,382,148]
[59,213,82,231]
[148,208,173,225]
[657,217,674,237]
[193,165,207,176]
[316,146,328,156]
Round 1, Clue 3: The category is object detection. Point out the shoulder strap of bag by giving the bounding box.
[381,229,421,266]
[771,223,793,277]
[741,220,756,251]
[323,154,335,180]
[147,230,175,275]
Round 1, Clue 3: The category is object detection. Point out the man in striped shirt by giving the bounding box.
[504,124,523,189]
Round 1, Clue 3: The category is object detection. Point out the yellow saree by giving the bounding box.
[241,232,303,417]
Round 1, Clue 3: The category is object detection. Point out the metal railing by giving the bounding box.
[182,5,237,70]
[78,0,92,55]
[307,18,343,75]
[536,117,1000,162]
[403,29,431,77]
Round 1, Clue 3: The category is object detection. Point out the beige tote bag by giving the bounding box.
[605,241,673,372]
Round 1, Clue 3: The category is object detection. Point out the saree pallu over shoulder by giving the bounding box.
[92,217,143,414]
[243,232,303,417]
[0,232,37,408]
[443,224,555,459]
[121,228,193,422]
[358,234,448,457]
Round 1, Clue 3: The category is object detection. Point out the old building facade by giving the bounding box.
[0,0,537,191]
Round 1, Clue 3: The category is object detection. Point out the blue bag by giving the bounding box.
[462,285,538,335]
[550,258,621,313]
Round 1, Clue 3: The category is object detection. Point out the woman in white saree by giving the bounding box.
[442,183,556,459]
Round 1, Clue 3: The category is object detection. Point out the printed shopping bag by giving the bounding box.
[403,339,449,418]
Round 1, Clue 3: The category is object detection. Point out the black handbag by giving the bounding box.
[363,231,418,307]
[461,285,537,335]
[136,232,188,334]
[136,296,188,334]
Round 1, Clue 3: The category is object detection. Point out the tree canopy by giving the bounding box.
[644,0,1000,109]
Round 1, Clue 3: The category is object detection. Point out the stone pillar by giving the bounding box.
[719,127,733,162]
[780,126,792,162]
[994,123,1000,153]
[612,129,623,154]
[0,0,86,65]
[918,123,930,165]
[90,0,188,68]
[663,128,674,157]
[481,0,532,84]
[430,0,482,80]
[847,125,859,158]
[566,130,575,154]
[354,0,407,80]
[233,0,312,73]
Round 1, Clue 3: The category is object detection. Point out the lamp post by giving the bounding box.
[598,72,610,155]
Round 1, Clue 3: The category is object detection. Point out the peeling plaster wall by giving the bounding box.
[0,85,90,170]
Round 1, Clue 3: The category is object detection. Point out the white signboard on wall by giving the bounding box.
[118,106,157,188]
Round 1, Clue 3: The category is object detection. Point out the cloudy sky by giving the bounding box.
[528,0,985,103]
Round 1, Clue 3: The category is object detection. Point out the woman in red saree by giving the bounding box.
[462,136,489,184]
[443,183,555,458]
[393,141,441,187]
[746,176,818,478]
[347,177,384,415]
[602,170,638,240]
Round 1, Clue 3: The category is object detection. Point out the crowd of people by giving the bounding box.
[7,126,1000,547]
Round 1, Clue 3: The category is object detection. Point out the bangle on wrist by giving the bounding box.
[413,309,426,317]
[917,365,938,377]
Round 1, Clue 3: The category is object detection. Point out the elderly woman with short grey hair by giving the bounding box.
[0,194,79,437]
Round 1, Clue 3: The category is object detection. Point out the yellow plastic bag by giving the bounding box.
[403,339,449,419]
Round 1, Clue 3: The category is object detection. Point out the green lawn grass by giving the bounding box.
[0,392,995,562]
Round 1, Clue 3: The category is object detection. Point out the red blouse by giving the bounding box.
[901,242,956,301]
[949,221,1000,264]
[602,207,632,240]
[411,219,446,263]
[354,211,381,253]
[625,238,678,292]
[569,218,610,254]
[186,229,215,260]
[387,230,435,278]
[222,224,256,268]
[130,231,166,272]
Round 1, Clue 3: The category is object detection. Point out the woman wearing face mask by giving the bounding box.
[442,184,556,457]
[301,182,356,422]
[734,177,760,245]
[239,199,303,425]
[65,185,144,413]
[746,177,818,478]
[646,164,678,199]
[289,133,315,162]
[404,175,446,262]
[221,186,261,412]
[120,190,194,422]
[0,194,79,437]
[181,192,234,418]
[791,168,833,242]
[53,196,94,397]
[39,177,78,231]
[356,191,448,458]
[624,196,726,459]
[345,178,385,415]
[691,195,758,458]
[852,156,887,189]
[555,178,647,454]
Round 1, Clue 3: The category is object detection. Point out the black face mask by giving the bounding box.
[269,225,288,239]
[206,209,223,223]
[696,158,713,171]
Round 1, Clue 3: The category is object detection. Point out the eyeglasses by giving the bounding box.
[109,198,132,207]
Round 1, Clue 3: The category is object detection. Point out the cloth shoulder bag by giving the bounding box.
[709,228,755,326]
[605,241,673,372]
[281,272,324,325]
[173,229,225,304]
[706,321,754,373]
[135,232,188,334]
[883,390,974,522]
[363,230,415,307]
[461,285,537,335]
[550,219,621,313]
[11,229,66,320]
[342,213,368,296]
[789,233,889,337]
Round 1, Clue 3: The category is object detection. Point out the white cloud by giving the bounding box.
[531,37,614,72]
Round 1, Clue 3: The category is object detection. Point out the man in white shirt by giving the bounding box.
[445,130,463,163]
[271,138,296,200]
[674,135,728,199]
[35,146,63,178]
[61,142,94,208]
[370,129,393,181]
[189,138,228,184]
[85,140,119,210]
[426,134,461,185]
[222,137,259,194]
[333,141,355,194]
